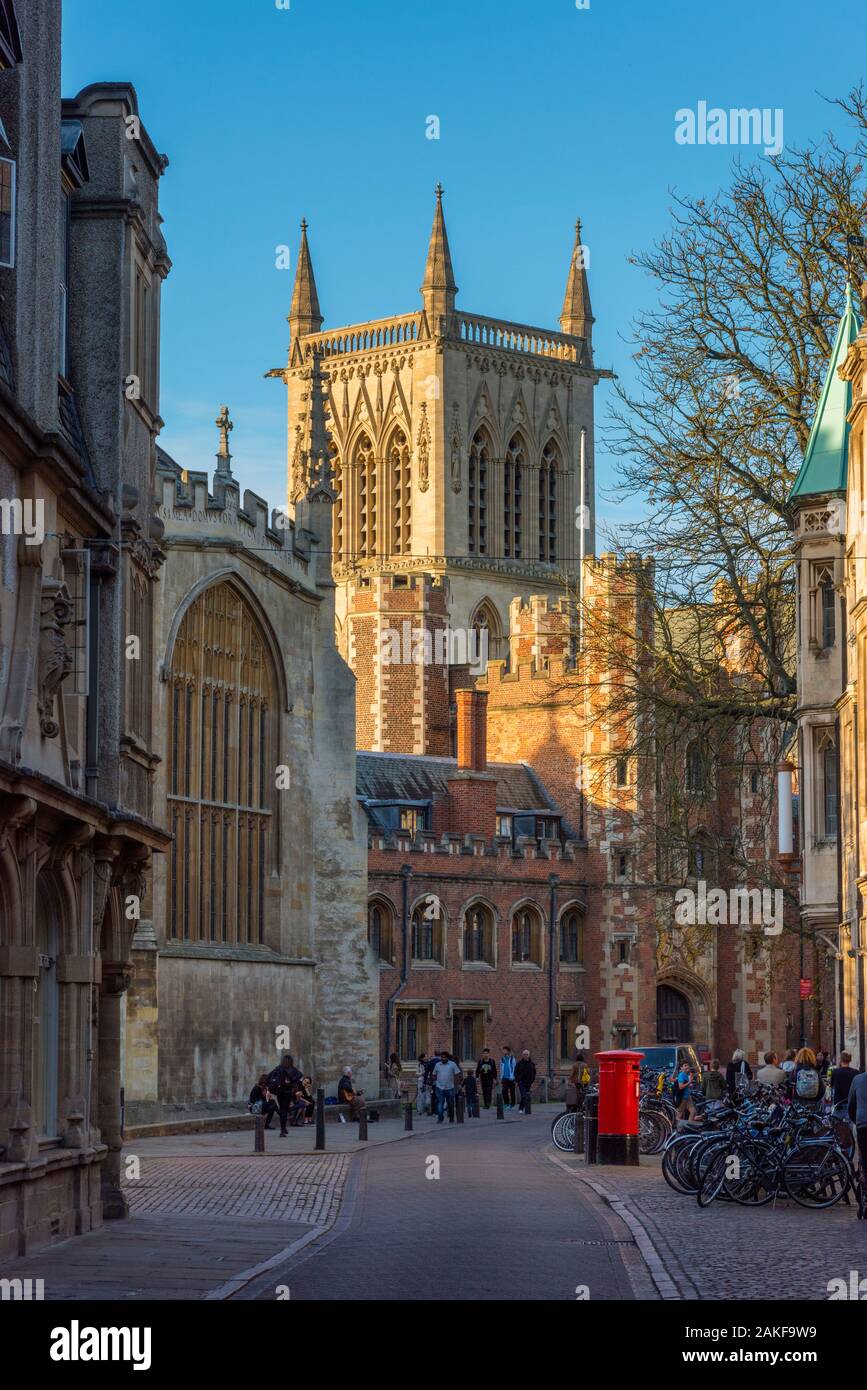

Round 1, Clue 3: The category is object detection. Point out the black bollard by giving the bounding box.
[572,1110,585,1154]
[456,1093,465,1124]
[496,1088,505,1120]
[358,1108,368,1141]
[404,1103,413,1131]
[254,1113,265,1153]
[315,1087,325,1151]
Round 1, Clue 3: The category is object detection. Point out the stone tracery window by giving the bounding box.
[468,429,489,555]
[388,427,411,555]
[539,439,559,563]
[167,581,277,944]
[504,434,525,559]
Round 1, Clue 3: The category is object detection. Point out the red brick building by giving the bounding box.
[361,691,593,1092]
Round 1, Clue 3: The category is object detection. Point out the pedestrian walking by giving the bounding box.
[432,1049,462,1124]
[846,1070,867,1182]
[476,1048,498,1109]
[385,1052,403,1100]
[725,1048,753,1099]
[463,1070,480,1117]
[793,1047,821,1104]
[515,1049,536,1113]
[416,1052,431,1115]
[268,1053,303,1137]
[565,1062,584,1113]
[830,1051,860,1106]
[500,1045,517,1110]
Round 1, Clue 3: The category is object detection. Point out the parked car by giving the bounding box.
[635,1043,703,1082]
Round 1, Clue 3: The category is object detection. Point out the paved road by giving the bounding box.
[234,1109,637,1301]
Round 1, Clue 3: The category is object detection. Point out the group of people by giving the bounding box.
[672,1047,867,1166]
[413,1045,538,1122]
[248,1055,314,1136]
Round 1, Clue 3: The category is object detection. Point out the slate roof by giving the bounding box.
[356,750,565,818]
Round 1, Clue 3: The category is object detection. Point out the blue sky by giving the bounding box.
[62,0,865,535]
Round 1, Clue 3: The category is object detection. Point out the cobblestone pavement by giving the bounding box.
[125,1154,349,1226]
[0,1152,349,1300]
[553,1151,867,1301]
[234,1110,642,1301]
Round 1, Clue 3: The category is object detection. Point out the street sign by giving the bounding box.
[799,978,812,999]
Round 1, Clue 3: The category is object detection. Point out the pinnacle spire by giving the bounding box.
[789,282,861,501]
[288,218,323,339]
[420,183,457,324]
[560,217,593,343]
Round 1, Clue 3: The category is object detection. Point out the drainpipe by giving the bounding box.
[834,715,846,1056]
[547,872,559,1083]
[384,864,412,1084]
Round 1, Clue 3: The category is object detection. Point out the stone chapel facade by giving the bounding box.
[276,193,802,1076]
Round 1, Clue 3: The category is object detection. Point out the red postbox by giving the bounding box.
[594,1049,643,1165]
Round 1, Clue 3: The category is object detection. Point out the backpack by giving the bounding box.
[796,1067,820,1100]
[580,1066,591,1087]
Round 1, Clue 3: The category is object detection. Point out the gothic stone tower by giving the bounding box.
[272,192,607,753]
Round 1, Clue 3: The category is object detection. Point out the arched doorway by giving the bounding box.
[657,984,690,1043]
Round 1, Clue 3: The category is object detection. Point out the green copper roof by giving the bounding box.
[789,283,861,501]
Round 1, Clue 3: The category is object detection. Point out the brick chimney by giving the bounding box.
[456,689,488,770]
[448,690,497,838]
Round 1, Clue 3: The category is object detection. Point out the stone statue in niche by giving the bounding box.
[37,579,74,738]
[417,403,430,493]
[450,405,462,493]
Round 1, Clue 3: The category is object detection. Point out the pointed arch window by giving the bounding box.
[468,429,489,556]
[559,908,584,965]
[355,433,376,559]
[167,581,277,945]
[539,439,559,563]
[511,906,543,966]
[368,897,394,963]
[463,904,494,966]
[411,903,445,964]
[816,728,838,840]
[470,600,504,666]
[388,427,411,555]
[504,435,525,559]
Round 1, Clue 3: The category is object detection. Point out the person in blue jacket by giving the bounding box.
[500,1045,517,1110]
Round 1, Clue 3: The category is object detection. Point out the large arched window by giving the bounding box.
[167,581,277,945]
[462,903,495,966]
[504,434,525,559]
[468,429,490,555]
[387,427,411,555]
[355,433,376,558]
[539,439,559,563]
[511,905,543,966]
